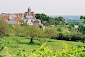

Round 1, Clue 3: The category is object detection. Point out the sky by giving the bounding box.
[0,0,85,15]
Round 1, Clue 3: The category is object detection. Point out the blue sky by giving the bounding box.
[0,0,85,15]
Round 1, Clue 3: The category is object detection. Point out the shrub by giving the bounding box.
[71,31,83,41]
[57,28,71,40]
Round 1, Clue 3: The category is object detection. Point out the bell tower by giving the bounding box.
[28,7,31,16]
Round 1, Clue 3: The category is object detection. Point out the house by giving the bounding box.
[0,7,45,28]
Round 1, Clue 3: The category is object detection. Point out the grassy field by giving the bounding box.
[0,35,85,55]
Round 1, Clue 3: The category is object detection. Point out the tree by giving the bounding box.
[78,23,85,34]
[0,19,10,37]
[58,16,64,21]
[69,22,75,29]
[28,25,43,43]
[54,16,66,25]
[62,29,71,40]
[80,16,85,20]
[44,27,58,41]
[35,13,66,26]
[80,16,85,23]
[19,19,24,25]
[13,24,27,37]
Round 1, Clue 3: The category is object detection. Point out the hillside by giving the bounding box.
[0,35,85,56]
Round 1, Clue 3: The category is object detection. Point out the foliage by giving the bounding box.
[28,25,44,43]
[35,13,66,25]
[0,19,10,37]
[30,43,85,57]
[19,19,24,24]
[10,43,85,57]
[71,31,83,41]
[78,23,85,34]
[12,24,27,37]
[69,22,75,28]
[44,27,58,41]
[57,26,83,41]
[80,16,85,20]
[0,35,85,57]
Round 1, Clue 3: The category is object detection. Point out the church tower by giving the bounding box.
[28,7,31,16]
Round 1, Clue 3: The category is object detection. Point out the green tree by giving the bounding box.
[80,16,85,20]
[13,24,27,37]
[19,19,24,25]
[44,27,58,41]
[35,13,66,26]
[62,29,71,40]
[80,16,85,23]
[78,23,85,34]
[69,22,75,29]
[0,19,10,37]
[58,16,64,21]
[28,25,43,43]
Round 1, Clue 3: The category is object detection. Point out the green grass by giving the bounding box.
[0,35,85,55]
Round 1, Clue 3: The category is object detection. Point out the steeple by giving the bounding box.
[28,7,31,16]
[28,7,31,10]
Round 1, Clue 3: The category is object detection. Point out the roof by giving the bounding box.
[15,17,21,21]
[3,17,9,19]
[1,13,6,14]
[18,13,22,16]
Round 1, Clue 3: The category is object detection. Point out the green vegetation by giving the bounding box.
[35,13,66,26]
[0,35,85,57]
[44,27,58,41]
[0,19,10,37]
[0,15,85,57]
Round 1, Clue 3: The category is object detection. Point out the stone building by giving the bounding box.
[0,7,45,28]
[24,7,44,28]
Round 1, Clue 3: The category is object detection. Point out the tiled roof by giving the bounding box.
[15,17,21,21]
[19,13,22,16]
[3,17,9,19]
[1,13,6,14]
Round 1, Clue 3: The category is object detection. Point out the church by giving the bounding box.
[24,7,44,28]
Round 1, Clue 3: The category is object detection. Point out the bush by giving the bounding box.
[71,31,83,41]
[57,28,71,40]
[57,27,83,41]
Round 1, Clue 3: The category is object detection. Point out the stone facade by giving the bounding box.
[0,7,45,28]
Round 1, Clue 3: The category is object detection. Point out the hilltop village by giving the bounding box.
[0,7,44,27]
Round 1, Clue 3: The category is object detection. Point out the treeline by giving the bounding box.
[35,13,67,26]
[0,19,85,43]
